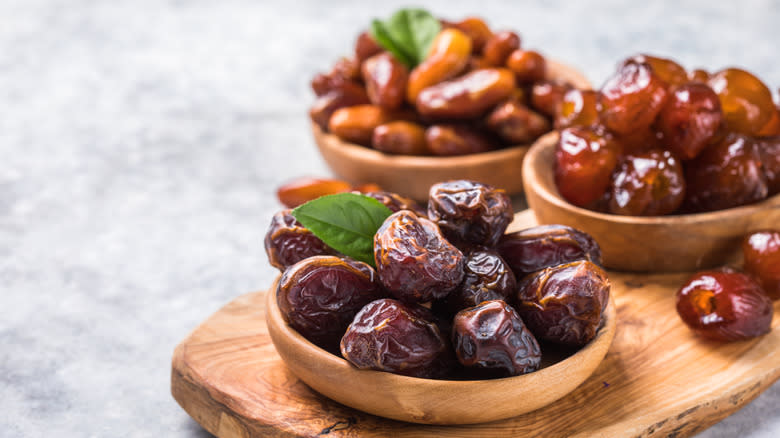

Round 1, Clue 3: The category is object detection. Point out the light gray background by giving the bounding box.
[1,1,778,436]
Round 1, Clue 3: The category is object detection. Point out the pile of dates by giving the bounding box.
[311,17,572,156]
[553,54,780,215]
[265,180,611,379]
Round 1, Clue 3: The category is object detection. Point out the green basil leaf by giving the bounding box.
[386,9,440,66]
[291,193,393,266]
[370,19,415,68]
[369,8,441,68]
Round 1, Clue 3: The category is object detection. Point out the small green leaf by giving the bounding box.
[369,8,441,68]
[292,193,393,266]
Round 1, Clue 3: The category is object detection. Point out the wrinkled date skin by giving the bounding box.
[277,256,385,350]
[425,124,495,156]
[743,230,780,299]
[264,210,335,270]
[416,68,515,119]
[486,100,551,144]
[708,68,775,136]
[497,224,602,278]
[452,300,541,377]
[599,61,668,135]
[516,260,610,346]
[555,89,600,130]
[438,248,517,315]
[482,31,521,66]
[684,133,768,212]
[676,268,773,341]
[554,125,620,208]
[363,190,427,216]
[505,50,546,83]
[657,82,723,160]
[428,180,514,247]
[341,298,452,378]
[309,82,370,130]
[362,52,409,110]
[407,28,472,103]
[374,210,465,303]
[608,149,686,216]
[372,121,429,155]
[530,80,574,117]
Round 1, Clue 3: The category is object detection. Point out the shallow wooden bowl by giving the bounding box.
[265,280,616,425]
[523,132,780,272]
[312,60,591,200]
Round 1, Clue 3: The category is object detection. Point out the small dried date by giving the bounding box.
[452,300,541,377]
[374,210,465,303]
[427,180,514,247]
[264,210,335,270]
[437,248,517,315]
[341,298,452,378]
[497,225,602,278]
[676,268,773,341]
[277,256,385,350]
[516,260,610,346]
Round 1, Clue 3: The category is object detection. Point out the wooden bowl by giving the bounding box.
[265,280,617,425]
[523,132,780,272]
[312,60,591,201]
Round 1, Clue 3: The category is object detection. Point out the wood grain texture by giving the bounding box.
[523,132,780,272]
[312,60,591,201]
[171,211,780,437]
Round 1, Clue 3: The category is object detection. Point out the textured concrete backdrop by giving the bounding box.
[1,1,778,436]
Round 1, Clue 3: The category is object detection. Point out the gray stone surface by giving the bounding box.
[1,0,778,436]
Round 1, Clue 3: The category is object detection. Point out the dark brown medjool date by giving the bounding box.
[264,210,335,270]
[452,300,541,377]
[276,256,385,350]
[515,260,610,346]
[374,210,465,303]
[427,180,513,247]
[497,225,601,278]
[437,248,516,315]
[341,298,452,378]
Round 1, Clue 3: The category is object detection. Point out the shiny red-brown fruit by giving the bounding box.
[684,134,768,212]
[555,89,600,129]
[657,82,723,160]
[607,149,686,216]
[341,298,453,378]
[555,126,620,207]
[530,80,574,117]
[708,68,775,136]
[757,136,780,195]
[452,300,541,377]
[625,54,688,87]
[277,256,385,350]
[599,61,669,135]
[264,210,335,270]
[515,260,610,346]
[676,268,773,341]
[743,230,780,299]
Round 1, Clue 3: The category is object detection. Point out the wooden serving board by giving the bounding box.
[171,211,780,437]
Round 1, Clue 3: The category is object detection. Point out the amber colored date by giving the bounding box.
[264,210,335,271]
[505,50,546,83]
[516,260,610,346]
[416,68,516,119]
[708,68,775,136]
[277,256,385,350]
[676,268,773,341]
[309,82,370,130]
[452,17,492,53]
[743,230,780,299]
[554,125,620,208]
[407,28,472,103]
[452,300,541,377]
[425,124,495,156]
[341,298,453,378]
[555,89,600,130]
[373,121,429,155]
[427,180,513,247]
[354,31,382,63]
[626,54,688,87]
[530,80,573,117]
[328,104,409,145]
[599,61,668,135]
[374,210,465,303]
[362,52,408,110]
[482,31,521,66]
[437,248,516,315]
[497,224,602,278]
[276,177,352,208]
[607,149,686,216]
[486,100,551,144]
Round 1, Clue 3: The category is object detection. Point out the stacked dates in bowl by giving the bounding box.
[265,180,610,380]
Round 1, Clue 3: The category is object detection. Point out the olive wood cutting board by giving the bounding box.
[171,210,780,437]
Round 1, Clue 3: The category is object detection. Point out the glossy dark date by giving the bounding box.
[264,210,334,270]
[437,248,516,315]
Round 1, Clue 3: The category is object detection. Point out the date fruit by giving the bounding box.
[486,100,551,144]
[416,68,516,119]
[676,268,773,341]
[657,82,723,160]
[497,225,602,278]
[264,210,334,270]
[505,49,546,83]
[708,68,775,136]
[372,121,429,155]
[600,61,668,135]
[530,80,573,117]
[438,248,517,315]
[743,230,780,299]
[452,300,541,376]
[276,177,352,208]
[407,28,472,103]
[427,180,513,247]
[374,210,465,303]
[482,31,521,66]
[341,298,452,378]
[363,190,427,216]
[362,52,408,110]
[555,89,600,130]
[277,256,385,349]
[554,125,620,208]
[516,260,610,346]
[607,149,686,216]
[425,124,495,156]
[309,82,371,131]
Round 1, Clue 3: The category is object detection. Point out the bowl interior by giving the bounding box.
[522,132,780,271]
[265,278,617,425]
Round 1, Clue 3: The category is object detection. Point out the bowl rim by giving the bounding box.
[524,131,780,226]
[266,276,617,388]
